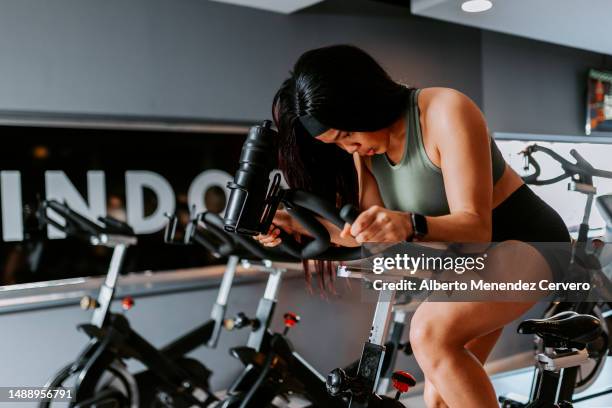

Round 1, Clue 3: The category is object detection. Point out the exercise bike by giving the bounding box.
[38,201,238,408]
[195,204,415,408]
[499,144,612,407]
[221,120,417,408]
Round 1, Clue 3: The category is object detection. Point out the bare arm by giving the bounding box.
[348,88,494,243]
[282,154,384,247]
[415,88,493,242]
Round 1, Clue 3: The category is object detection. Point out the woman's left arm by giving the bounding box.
[421,88,493,242]
[349,88,493,243]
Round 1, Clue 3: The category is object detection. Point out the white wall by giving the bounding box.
[497,140,612,231]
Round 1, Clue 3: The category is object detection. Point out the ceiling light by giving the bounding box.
[461,0,493,13]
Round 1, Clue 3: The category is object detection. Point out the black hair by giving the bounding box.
[272,44,411,207]
[272,45,412,291]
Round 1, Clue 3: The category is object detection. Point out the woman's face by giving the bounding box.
[315,128,391,156]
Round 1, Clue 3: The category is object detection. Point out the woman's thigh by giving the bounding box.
[411,240,553,347]
[411,301,533,351]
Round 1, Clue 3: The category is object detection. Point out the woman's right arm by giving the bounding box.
[255,154,385,247]
[354,154,385,211]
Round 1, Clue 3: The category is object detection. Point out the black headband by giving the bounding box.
[298,114,330,138]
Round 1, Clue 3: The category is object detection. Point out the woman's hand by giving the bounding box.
[253,209,294,247]
[340,205,413,243]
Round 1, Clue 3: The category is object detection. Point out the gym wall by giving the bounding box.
[0,0,482,120]
[1,0,609,135]
[0,0,611,401]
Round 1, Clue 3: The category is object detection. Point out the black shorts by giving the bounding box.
[492,184,571,282]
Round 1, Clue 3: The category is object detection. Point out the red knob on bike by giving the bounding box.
[391,370,416,400]
[283,312,300,335]
[121,296,135,311]
[283,312,300,328]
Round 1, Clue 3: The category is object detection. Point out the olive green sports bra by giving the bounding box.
[370,89,506,216]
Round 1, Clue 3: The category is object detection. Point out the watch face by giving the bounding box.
[413,213,427,238]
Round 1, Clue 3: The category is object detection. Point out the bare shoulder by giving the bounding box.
[419,87,480,115]
[418,87,485,132]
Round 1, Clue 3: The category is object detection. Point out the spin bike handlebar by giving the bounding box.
[38,200,136,246]
[521,144,612,186]
[167,210,302,263]
[203,211,299,263]
[165,211,238,258]
[265,189,363,261]
[225,187,363,262]
[193,212,237,257]
[224,120,361,261]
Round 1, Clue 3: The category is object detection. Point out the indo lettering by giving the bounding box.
[0,169,232,241]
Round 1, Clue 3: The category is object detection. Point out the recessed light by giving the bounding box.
[461,0,493,13]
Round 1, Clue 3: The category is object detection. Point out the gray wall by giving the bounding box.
[481,30,612,136]
[1,0,609,135]
[0,0,609,399]
[0,0,482,120]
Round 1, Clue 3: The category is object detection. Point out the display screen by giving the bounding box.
[0,125,245,286]
[586,69,612,134]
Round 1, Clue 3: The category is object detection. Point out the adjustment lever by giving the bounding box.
[282,312,300,335]
[391,371,416,400]
[224,312,260,331]
[121,296,135,312]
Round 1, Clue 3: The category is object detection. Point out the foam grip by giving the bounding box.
[285,190,345,229]
[340,204,359,224]
[45,200,102,236]
[276,230,303,259]
[202,212,236,252]
[228,227,299,262]
[191,230,221,257]
[286,205,331,259]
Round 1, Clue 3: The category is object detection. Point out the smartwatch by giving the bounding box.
[410,213,428,241]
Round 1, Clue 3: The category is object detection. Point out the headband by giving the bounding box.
[298,114,330,138]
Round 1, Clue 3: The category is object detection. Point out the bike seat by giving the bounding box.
[517,311,602,347]
[596,194,612,227]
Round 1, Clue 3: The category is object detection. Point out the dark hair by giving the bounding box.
[272,45,411,292]
[272,44,411,207]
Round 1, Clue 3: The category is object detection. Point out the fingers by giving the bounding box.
[350,205,381,237]
[254,224,282,247]
[339,223,352,239]
[353,208,393,243]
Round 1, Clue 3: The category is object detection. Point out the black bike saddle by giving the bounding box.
[518,311,602,347]
[596,194,612,226]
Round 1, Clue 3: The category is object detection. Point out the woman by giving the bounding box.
[257,45,570,407]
